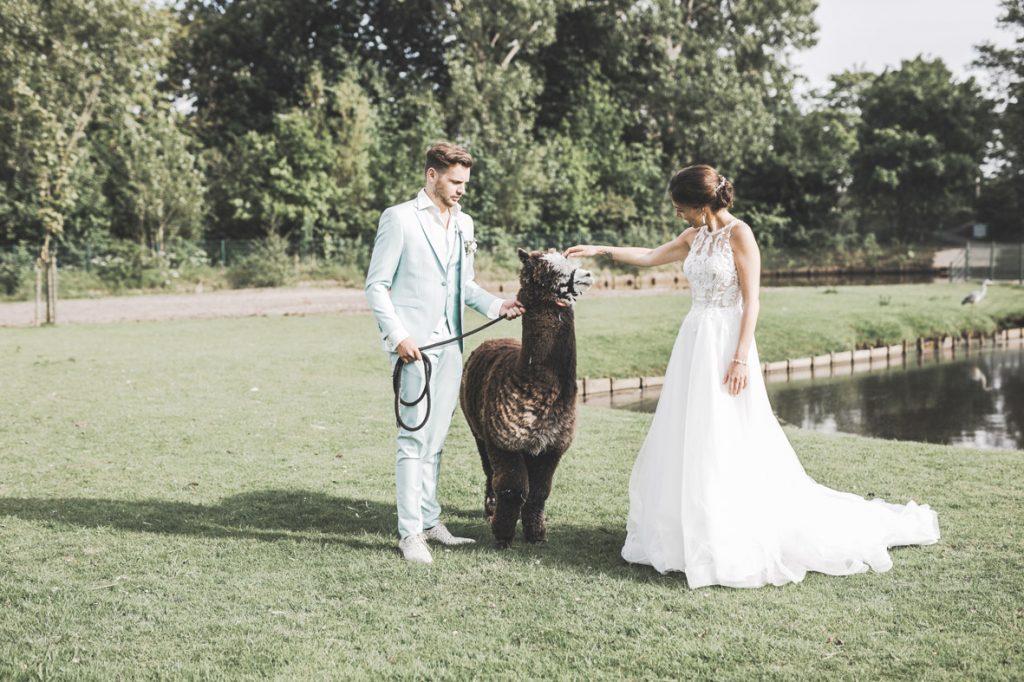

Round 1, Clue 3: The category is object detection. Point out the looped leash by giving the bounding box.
[392,316,508,432]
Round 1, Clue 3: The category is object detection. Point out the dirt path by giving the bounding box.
[0,286,372,327]
[0,282,683,327]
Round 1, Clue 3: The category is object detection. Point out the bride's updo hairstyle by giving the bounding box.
[669,164,733,210]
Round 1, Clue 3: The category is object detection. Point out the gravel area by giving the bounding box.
[0,281,688,327]
[0,286,373,327]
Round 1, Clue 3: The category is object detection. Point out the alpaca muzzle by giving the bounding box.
[560,268,594,302]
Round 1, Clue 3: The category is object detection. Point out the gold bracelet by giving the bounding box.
[731,358,748,366]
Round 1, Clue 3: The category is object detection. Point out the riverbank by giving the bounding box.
[0,314,1020,678]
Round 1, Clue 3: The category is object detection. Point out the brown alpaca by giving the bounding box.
[460,249,594,548]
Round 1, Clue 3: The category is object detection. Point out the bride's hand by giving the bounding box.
[723,361,749,396]
[563,244,604,259]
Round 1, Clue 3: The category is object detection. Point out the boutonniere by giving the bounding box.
[463,236,478,258]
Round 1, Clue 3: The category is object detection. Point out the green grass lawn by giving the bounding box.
[571,281,1024,378]
[1,284,1022,679]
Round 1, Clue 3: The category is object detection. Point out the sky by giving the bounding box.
[790,0,1018,93]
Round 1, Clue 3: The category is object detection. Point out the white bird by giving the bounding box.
[961,279,993,305]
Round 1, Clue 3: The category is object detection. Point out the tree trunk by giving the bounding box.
[37,236,57,325]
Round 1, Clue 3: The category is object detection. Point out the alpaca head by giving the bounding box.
[516,248,594,308]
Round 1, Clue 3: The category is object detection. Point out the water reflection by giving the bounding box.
[587,345,1024,450]
[769,348,1024,450]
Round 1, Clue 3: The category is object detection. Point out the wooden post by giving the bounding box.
[33,262,42,327]
[46,252,57,325]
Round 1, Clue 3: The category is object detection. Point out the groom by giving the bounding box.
[365,142,524,564]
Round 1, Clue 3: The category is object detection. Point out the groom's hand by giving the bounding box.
[500,299,526,319]
[396,337,422,363]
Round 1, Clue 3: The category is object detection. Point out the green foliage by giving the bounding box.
[0,0,1005,276]
[850,58,994,241]
[87,240,182,290]
[0,245,32,296]
[739,91,860,248]
[443,1,559,237]
[0,0,173,248]
[976,0,1024,238]
[104,105,207,250]
[226,233,293,289]
[207,68,379,251]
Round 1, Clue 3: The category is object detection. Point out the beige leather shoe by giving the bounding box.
[398,533,433,564]
[423,523,475,546]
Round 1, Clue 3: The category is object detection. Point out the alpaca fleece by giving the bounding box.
[460,249,592,548]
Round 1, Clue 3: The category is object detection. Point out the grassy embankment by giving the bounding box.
[571,281,1024,378]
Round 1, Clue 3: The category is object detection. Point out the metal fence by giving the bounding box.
[947,240,1024,283]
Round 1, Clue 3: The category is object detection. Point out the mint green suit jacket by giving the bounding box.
[365,193,500,353]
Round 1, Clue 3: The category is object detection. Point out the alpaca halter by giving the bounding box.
[392,316,509,432]
[558,268,580,302]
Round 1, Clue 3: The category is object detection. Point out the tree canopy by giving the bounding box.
[0,0,1010,274]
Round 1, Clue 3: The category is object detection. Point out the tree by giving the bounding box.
[104,106,206,252]
[208,68,380,258]
[738,75,862,249]
[850,58,994,242]
[0,0,171,322]
[442,0,561,238]
[170,0,450,146]
[976,0,1024,239]
[531,0,818,249]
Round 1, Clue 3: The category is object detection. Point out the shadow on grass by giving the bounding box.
[443,504,682,586]
[0,489,671,583]
[0,490,401,551]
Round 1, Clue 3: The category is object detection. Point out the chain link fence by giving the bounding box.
[947,240,1024,283]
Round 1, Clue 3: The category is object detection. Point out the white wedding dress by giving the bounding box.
[621,220,940,588]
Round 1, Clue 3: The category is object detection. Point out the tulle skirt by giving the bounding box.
[621,302,940,588]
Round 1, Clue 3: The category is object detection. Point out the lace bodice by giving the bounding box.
[683,220,742,308]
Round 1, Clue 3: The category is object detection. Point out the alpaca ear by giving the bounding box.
[517,248,530,264]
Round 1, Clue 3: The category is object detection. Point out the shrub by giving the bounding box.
[89,241,162,289]
[0,247,32,297]
[226,234,292,288]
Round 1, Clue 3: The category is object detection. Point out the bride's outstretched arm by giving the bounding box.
[564,229,693,267]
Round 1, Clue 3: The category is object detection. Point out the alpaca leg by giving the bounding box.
[489,452,528,549]
[522,452,562,544]
[475,437,496,522]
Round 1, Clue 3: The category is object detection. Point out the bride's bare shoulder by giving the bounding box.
[729,220,757,244]
[677,226,699,244]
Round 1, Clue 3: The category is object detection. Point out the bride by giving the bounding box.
[565,164,939,589]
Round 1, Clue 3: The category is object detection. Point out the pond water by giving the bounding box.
[586,344,1024,450]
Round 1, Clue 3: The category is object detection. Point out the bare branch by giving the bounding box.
[500,39,521,69]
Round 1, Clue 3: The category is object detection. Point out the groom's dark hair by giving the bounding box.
[425,143,474,174]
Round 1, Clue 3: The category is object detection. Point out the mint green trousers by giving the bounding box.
[390,343,463,539]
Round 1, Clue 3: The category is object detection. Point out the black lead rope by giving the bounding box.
[392,316,509,432]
